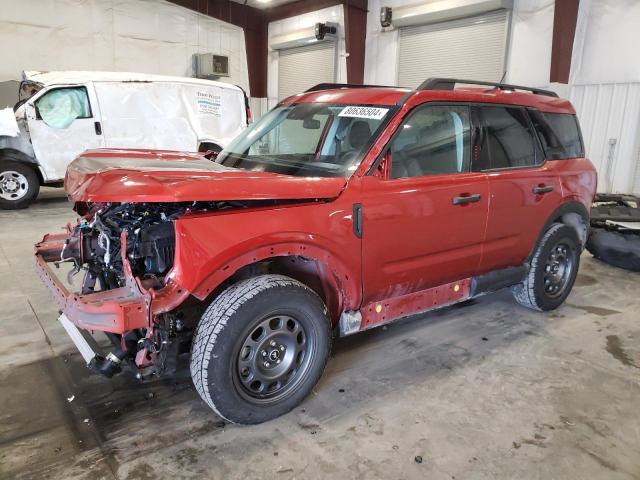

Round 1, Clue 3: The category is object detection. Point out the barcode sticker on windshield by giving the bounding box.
[338,106,389,120]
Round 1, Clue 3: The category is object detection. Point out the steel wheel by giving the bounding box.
[191,275,332,424]
[234,314,312,404]
[543,241,575,298]
[0,170,29,201]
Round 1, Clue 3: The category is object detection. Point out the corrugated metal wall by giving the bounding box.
[570,83,640,194]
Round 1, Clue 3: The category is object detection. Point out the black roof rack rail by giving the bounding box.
[305,83,399,92]
[417,77,559,98]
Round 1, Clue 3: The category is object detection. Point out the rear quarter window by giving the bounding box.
[529,111,584,159]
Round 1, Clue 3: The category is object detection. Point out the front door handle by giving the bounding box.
[452,193,481,205]
[94,121,102,135]
[532,185,554,194]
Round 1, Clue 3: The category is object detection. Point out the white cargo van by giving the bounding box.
[0,71,250,209]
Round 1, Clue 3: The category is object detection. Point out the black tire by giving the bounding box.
[586,227,640,271]
[190,275,331,424]
[512,223,580,311]
[0,159,40,209]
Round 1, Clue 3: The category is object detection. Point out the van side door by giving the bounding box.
[26,84,104,181]
[472,105,563,273]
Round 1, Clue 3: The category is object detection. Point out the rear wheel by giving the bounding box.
[190,275,331,424]
[512,223,580,311]
[0,160,39,209]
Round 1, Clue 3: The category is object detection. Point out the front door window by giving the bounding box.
[35,87,91,129]
[389,104,471,178]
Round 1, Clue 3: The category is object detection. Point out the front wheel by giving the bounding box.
[0,160,40,209]
[512,223,580,311]
[190,275,331,424]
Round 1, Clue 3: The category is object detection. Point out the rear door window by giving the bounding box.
[529,110,584,159]
[473,106,539,170]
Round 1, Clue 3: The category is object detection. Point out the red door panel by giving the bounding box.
[480,166,562,272]
[361,173,489,304]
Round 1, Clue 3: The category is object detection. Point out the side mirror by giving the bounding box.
[374,151,391,179]
[202,150,219,160]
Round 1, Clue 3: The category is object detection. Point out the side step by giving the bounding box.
[470,265,528,297]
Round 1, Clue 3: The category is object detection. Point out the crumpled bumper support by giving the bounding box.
[34,231,189,335]
[35,231,151,333]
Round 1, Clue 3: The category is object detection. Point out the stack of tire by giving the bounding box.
[586,194,640,271]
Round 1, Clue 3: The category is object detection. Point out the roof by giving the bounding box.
[283,87,411,107]
[283,86,575,114]
[21,70,242,93]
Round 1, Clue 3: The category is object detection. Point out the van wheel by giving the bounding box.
[190,275,331,424]
[512,223,580,311]
[0,160,40,209]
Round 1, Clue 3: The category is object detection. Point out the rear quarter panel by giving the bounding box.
[555,158,598,209]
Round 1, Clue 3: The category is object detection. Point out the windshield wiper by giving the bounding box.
[263,156,342,171]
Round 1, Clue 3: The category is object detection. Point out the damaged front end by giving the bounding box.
[35,202,193,378]
[35,148,349,380]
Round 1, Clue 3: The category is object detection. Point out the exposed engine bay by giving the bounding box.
[52,199,301,379]
[62,202,186,293]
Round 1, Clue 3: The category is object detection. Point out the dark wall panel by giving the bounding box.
[343,1,368,84]
[550,0,580,84]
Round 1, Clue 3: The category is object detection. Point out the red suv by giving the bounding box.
[35,78,597,424]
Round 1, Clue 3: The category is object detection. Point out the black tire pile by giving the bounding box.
[586,194,640,272]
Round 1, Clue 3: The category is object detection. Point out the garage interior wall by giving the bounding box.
[568,0,640,194]
[0,81,20,109]
[268,5,347,110]
[364,0,554,88]
[364,0,640,195]
[0,0,250,105]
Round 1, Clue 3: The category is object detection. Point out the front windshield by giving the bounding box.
[216,103,393,177]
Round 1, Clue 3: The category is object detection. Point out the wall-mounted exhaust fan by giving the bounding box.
[194,54,230,78]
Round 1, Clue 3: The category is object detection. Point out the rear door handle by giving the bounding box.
[452,193,481,205]
[94,121,102,135]
[532,185,553,194]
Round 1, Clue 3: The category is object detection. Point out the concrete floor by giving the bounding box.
[1,188,639,480]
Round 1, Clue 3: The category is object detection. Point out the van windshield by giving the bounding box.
[216,103,393,177]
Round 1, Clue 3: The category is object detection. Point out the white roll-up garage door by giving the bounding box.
[278,42,336,101]
[398,9,509,89]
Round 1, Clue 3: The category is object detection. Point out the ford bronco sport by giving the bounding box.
[35,78,597,424]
